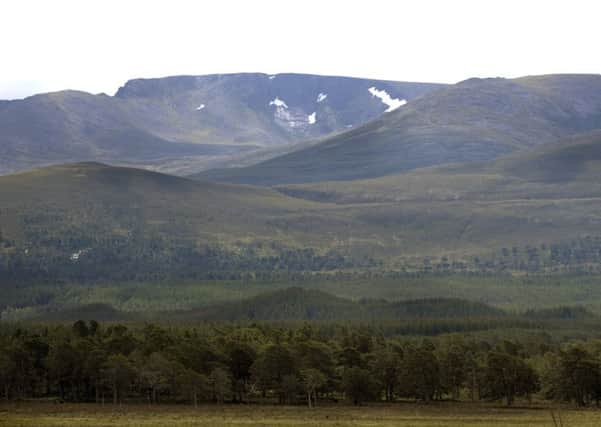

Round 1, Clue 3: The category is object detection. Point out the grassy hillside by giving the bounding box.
[199,74,601,185]
[277,130,601,203]
[0,91,233,175]
[5,131,601,313]
[261,131,601,269]
[0,162,311,242]
[5,156,601,288]
[0,162,377,284]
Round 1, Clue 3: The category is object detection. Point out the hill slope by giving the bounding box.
[0,91,227,174]
[198,74,601,185]
[0,162,357,283]
[6,141,601,286]
[277,130,601,203]
[0,73,443,175]
[180,287,506,321]
[0,161,316,242]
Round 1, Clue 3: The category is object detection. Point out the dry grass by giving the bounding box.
[1,402,601,427]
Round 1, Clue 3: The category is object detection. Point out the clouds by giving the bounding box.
[1,0,600,99]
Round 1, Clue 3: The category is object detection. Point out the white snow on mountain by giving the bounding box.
[269,97,316,130]
[368,87,407,112]
[269,97,288,108]
[268,75,276,80]
[316,93,327,103]
[196,104,205,110]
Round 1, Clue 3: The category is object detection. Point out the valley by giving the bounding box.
[3,72,601,416]
[5,1,601,422]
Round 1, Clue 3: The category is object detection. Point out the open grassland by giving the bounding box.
[1,402,601,427]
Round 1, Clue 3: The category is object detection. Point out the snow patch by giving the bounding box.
[316,93,327,103]
[368,87,407,112]
[269,97,288,108]
[268,75,276,80]
[269,97,316,129]
[70,250,84,261]
[196,104,205,111]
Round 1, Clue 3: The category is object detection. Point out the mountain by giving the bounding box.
[198,74,601,185]
[277,130,601,203]
[0,91,227,175]
[0,73,443,175]
[114,73,442,145]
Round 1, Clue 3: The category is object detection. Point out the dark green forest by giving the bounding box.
[2,321,601,408]
[5,227,601,290]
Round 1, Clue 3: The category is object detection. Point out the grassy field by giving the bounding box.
[1,402,600,427]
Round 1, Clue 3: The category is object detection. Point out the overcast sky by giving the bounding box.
[1,0,600,99]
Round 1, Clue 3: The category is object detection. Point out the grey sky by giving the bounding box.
[1,0,600,99]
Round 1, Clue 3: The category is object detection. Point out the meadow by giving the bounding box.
[1,402,600,427]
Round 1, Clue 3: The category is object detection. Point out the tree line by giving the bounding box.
[0,230,378,284]
[7,220,601,286]
[1,321,601,407]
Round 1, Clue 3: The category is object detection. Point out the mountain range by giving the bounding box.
[3,72,601,319]
[198,74,601,184]
[0,73,442,175]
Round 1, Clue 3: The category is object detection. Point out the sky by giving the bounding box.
[1,0,600,99]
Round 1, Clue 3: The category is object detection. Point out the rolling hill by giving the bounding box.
[6,149,601,319]
[34,286,595,323]
[6,126,601,284]
[276,130,601,203]
[198,74,601,185]
[0,73,443,176]
[30,287,507,322]
[190,287,505,321]
[0,162,349,284]
[3,142,601,286]
[0,161,320,245]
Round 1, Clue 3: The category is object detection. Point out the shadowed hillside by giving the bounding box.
[33,287,507,322]
[276,130,601,203]
[34,286,597,323]
[199,74,601,185]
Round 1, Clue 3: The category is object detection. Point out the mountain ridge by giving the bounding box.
[275,129,601,204]
[0,73,443,176]
[197,74,601,185]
